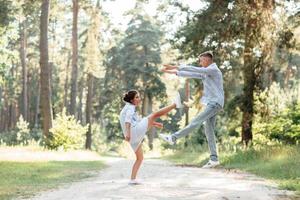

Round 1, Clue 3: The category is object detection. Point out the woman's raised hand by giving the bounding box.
[161,65,178,75]
[163,64,178,70]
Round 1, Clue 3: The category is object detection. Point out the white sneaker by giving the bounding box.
[173,92,183,108]
[128,179,142,185]
[159,134,175,145]
[183,98,194,108]
[202,160,220,169]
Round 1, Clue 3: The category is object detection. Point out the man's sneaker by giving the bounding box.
[183,98,194,108]
[202,160,220,169]
[159,134,176,145]
[128,179,142,185]
[173,92,183,109]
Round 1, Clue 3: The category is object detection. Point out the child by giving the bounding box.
[119,89,182,185]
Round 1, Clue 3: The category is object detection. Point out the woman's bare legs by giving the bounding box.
[147,103,176,129]
[129,103,176,180]
[131,144,143,180]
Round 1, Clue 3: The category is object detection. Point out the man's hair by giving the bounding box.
[199,51,213,60]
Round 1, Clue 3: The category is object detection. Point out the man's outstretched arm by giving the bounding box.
[162,68,203,79]
[179,64,217,75]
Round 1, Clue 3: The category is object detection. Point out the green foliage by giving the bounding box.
[222,145,300,192]
[15,115,30,145]
[118,14,166,98]
[0,116,42,146]
[47,109,88,150]
[255,104,300,144]
[0,160,105,200]
[99,10,169,143]
[101,97,123,142]
[0,0,13,28]
[254,82,300,144]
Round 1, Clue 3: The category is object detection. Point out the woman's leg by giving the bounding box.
[131,144,144,180]
[147,103,176,129]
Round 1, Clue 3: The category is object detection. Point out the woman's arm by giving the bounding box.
[125,122,131,142]
[124,107,135,142]
[163,64,179,70]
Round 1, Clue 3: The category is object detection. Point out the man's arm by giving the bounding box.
[164,63,215,75]
[177,71,204,79]
[179,64,217,75]
[162,67,204,79]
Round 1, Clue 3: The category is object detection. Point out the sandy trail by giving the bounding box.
[27,157,296,200]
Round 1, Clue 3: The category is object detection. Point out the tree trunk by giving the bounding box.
[184,79,190,125]
[241,0,275,146]
[0,87,2,131]
[8,103,17,130]
[39,0,53,138]
[147,95,155,150]
[142,92,155,150]
[184,79,190,148]
[20,20,28,121]
[34,81,40,128]
[7,62,17,130]
[69,0,79,116]
[85,73,93,149]
[77,76,84,123]
[0,108,4,132]
[241,15,256,146]
[64,52,71,109]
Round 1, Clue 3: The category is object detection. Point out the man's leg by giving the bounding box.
[204,115,218,161]
[172,104,220,139]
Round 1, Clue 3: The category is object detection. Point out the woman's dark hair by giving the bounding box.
[123,90,138,103]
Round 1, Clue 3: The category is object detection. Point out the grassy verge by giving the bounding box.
[0,147,106,200]
[0,161,105,200]
[164,145,300,193]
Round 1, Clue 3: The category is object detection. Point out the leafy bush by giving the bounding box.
[0,116,42,146]
[254,82,300,144]
[47,109,88,150]
[16,115,31,145]
[256,104,300,144]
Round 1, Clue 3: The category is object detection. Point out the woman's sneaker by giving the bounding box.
[202,160,220,169]
[128,179,142,185]
[159,134,176,145]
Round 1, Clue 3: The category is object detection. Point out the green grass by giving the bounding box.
[164,145,300,193]
[222,145,300,192]
[0,161,105,200]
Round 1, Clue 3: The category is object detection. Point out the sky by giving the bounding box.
[101,0,207,30]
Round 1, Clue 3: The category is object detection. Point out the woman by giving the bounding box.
[119,90,182,185]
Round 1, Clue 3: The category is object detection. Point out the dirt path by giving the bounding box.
[27,157,296,200]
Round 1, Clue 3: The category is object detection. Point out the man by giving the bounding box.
[160,51,224,168]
